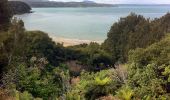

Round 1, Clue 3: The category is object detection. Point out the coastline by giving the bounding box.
[51,37,103,47]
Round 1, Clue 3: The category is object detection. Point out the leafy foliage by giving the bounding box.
[67,42,113,71]
[23,31,66,66]
[116,85,134,100]
[65,69,122,100]
[1,4,170,99]
[103,13,170,64]
[127,34,170,99]
[0,19,70,99]
[2,57,70,99]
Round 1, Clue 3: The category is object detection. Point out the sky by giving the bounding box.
[50,0,170,4]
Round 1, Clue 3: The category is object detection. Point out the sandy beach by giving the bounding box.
[51,37,103,47]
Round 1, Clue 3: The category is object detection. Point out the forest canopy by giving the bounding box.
[103,13,170,64]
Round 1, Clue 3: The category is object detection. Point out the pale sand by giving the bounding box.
[51,37,103,47]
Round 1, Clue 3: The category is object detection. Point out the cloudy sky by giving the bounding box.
[50,0,170,4]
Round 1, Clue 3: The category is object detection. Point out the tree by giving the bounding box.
[0,19,25,78]
[22,31,66,66]
[0,19,25,74]
[103,13,170,64]
[0,0,11,30]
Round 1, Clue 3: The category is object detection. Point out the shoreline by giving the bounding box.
[51,37,103,47]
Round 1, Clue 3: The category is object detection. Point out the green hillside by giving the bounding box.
[1,0,170,99]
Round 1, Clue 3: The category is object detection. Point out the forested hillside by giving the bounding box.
[9,0,114,8]
[1,0,170,99]
[8,1,32,15]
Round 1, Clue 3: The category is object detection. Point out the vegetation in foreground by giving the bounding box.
[0,0,170,99]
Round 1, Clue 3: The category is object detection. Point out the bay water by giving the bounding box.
[16,5,170,41]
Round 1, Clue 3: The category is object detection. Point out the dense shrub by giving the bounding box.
[66,69,122,100]
[67,42,113,71]
[127,35,170,99]
[103,13,170,64]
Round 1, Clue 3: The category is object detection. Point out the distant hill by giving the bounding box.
[9,0,115,8]
[9,0,49,2]
[83,0,96,3]
[8,1,32,15]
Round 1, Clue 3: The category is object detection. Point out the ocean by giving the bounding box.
[16,5,170,41]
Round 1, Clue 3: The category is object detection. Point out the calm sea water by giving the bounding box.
[16,5,170,41]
